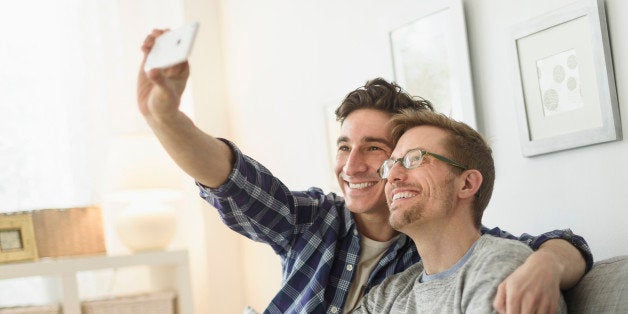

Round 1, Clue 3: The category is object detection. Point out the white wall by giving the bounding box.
[183,0,246,313]
[191,0,628,311]
[466,0,628,261]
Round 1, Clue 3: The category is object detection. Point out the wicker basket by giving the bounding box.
[0,304,60,314]
[81,291,176,314]
[31,206,106,258]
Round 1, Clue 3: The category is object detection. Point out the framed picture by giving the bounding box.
[0,212,38,263]
[510,0,621,157]
[390,0,476,129]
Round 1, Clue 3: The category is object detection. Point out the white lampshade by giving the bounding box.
[108,189,182,252]
[104,133,186,253]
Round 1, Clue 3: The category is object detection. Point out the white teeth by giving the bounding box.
[348,182,375,189]
[392,192,416,201]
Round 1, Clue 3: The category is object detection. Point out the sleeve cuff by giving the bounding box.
[527,229,594,272]
[196,138,244,199]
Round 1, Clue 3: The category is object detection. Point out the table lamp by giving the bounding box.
[104,133,186,252]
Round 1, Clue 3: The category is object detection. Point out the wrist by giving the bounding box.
[537,241,577,289]
[145,106,186,126]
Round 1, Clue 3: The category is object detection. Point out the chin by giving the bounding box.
[388,218,405,231]
[389,208,420,230]
[347,196,387,215]
[388,211,403,230]
[345,200,371,214]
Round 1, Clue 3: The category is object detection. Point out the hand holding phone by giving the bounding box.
[144,22,199,72]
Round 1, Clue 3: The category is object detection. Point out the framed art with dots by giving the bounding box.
[509,0,621,157]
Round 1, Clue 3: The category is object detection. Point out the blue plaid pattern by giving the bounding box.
[198,141,593,314]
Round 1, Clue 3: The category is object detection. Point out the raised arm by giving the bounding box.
[137,29,233,188]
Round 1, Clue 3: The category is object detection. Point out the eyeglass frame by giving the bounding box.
[378,148,468,179]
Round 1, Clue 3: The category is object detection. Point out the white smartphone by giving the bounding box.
[144,22,199,72]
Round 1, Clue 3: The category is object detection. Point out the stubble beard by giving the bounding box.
[389,203,423,231]
[388,181,456,231]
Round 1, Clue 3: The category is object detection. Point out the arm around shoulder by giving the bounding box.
[535,238,586,290]
[493,238,579,313]
[483,226,592,277]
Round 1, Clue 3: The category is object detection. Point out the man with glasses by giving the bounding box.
[137,29,590,313]
[354,110,567,313]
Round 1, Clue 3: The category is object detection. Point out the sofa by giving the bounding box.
[242,256,628,313]
[563,255,627,312]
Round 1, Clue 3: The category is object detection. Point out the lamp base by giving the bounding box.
[115,201,177,252]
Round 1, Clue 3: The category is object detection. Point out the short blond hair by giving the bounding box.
[389,110,494,227]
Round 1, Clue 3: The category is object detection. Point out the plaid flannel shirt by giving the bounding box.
[198,140,593,314]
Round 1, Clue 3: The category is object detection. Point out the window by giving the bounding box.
[0,0,187,306]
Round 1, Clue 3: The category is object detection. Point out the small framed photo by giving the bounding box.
[510,0,621,157]
[0,212,38,263]
[390,0,476,129]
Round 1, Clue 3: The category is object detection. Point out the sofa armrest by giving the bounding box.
[564,255,627,313]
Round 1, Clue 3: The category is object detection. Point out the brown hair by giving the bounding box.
[335,78,434,123]
[390,110,494,228]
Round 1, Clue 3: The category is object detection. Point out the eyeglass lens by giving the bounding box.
[379,149,424,179]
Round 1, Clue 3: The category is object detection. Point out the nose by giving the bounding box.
[343,149,368,176]
[386,161,406,183]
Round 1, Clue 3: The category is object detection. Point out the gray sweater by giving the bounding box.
[353,235,567,313]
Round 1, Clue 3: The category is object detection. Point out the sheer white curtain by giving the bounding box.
[0,0,186,306]
[0,0,105,210]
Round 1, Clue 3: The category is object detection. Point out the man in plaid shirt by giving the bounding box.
[138,30,591,314]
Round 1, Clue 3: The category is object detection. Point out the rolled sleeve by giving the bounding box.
[481,226,593,272]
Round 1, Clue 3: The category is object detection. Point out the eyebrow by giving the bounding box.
[337,136,392,148]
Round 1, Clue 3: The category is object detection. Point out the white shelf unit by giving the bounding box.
[0,250,192,314]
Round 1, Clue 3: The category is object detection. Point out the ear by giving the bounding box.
[458,169,482,200]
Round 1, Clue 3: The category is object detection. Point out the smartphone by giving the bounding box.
[144,22,199,72]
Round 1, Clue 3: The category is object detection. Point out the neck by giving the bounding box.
[405,218,480,275]
[354,209,399,242]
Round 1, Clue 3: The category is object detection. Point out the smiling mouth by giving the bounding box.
[347,181,376,189]
[392,192,417,201]
[340,173,381,190]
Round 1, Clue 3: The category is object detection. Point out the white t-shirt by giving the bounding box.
[342,234,399,313]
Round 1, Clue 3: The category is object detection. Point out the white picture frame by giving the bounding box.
[390,0,477,129]
[510,0,621,157]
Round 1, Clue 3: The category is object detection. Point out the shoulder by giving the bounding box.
[465,235,532,275]
[379,262,424,289]
[360,262,423,308]
[458,236,532,312]
[293,188,349,224]
[476,235,532,258]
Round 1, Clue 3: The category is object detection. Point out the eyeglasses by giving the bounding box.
[378,148,468,179]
